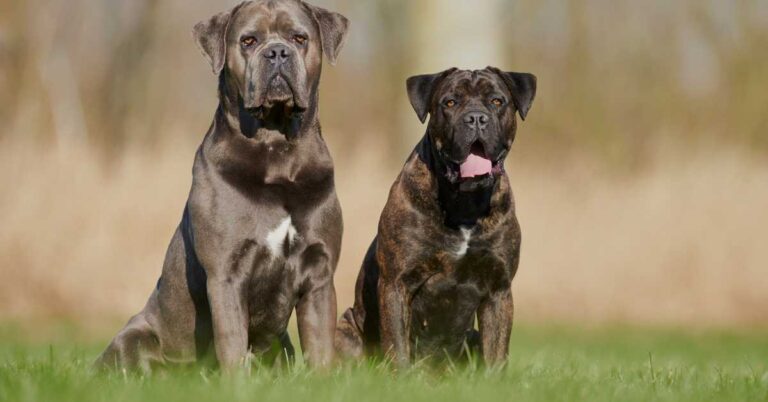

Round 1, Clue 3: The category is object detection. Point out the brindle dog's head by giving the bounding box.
[193,0,348,132]
[407,67,536,189]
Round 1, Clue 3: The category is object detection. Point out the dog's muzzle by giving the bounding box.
[244,43,309,116]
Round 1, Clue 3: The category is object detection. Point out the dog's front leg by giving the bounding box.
[207,275,249,371]
[477,287,514,366]
[378,280,411,368]
[296,279,337,369]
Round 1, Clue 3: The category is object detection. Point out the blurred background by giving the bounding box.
[1,0,767,336]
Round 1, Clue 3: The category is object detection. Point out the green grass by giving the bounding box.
[1,325,767,402]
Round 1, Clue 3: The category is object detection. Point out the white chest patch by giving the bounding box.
[266,217,298,258]
[455,228,473,257]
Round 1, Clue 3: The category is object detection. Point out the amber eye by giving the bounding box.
[445,100,456,108]
[241,36,257,47]
[293,35,308,45]
[491,98,504,106]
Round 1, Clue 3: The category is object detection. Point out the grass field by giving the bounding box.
[1,325,766,402]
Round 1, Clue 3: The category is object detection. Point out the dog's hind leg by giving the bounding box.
[463,328,482,362]
[335,240,381,360]
[278,331,296,365]
[335,308,364,359]
[95,312,163,373]
[246,331,296,369]
[268,331,296,369]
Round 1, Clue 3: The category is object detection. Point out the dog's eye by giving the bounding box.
[293,35,308,45]
[444,100,456,108]
[491,98,504,107]
[241,36,257,47]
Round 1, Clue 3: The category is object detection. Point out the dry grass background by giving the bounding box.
[1,138,766,329]
[1,0,768,331]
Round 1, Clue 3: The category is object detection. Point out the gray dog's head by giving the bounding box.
[407,67,536,187]
[194,0,348,125]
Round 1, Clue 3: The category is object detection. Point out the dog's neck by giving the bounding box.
[416,134,499,229]
[216,72,320,141]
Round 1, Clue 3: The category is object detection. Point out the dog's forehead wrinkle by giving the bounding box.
[233,1,310,36]
[449,76,497,99]
[256,0,302,9]
[269,0,312,22]
[275,11,311,34]
[480,71,512,96]
[230,9,269,38]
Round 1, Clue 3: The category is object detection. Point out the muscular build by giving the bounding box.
[336,68,536,367]
[96,0,349,372]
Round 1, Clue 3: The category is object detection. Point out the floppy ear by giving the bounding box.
[193,4,242,75]
[488,67,537,120]
[406,68,458,124]
[305,3,350,65]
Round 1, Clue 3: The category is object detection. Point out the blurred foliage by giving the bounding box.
[1,0,767,165]
[500,0,768,166]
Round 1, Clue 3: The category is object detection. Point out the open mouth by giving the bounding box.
[457,141,499,180]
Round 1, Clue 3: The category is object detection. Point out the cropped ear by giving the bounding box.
[193,3,243,75]
[305,3,350,65]
[488,67,537,120]
[406,68,458,124]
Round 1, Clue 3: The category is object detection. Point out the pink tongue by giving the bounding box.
[460,153,493,178]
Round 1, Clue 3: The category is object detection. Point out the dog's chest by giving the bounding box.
[263,216,300,259]
[241,213,307,272]
[409,226,509,317]
[191,170,328,269]
[453,227,473,258]
[242,214,306,334]
[429,226,485,262]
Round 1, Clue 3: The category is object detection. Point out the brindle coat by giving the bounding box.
[96,0,349,372]
[336,68,536,367]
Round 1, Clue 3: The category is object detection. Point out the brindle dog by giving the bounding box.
[96,0,349,372]
[335,67,536,367]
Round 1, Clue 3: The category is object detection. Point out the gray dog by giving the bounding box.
[96,0,349,372]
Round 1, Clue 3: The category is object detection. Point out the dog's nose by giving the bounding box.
[463,112,489,130]
[264,44,291,64]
